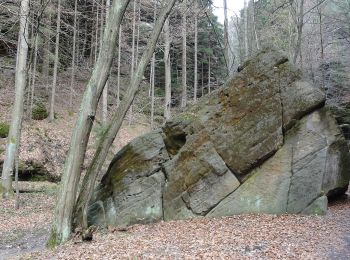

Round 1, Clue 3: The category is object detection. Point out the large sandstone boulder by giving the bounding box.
[88,48,350,227]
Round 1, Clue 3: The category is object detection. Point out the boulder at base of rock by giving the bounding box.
[88,48,350,228]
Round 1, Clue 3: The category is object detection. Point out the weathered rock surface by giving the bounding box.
[88,48,350,227]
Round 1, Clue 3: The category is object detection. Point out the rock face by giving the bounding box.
[88,49,350,227]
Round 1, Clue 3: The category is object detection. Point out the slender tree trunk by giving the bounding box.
[43,5,51,91]
[49,0,61,122]
[181,0,187,108]
[1,0,30,198]
[223,0,230,73]
[194,2,198,102]
[70,0,78,110]
[90,0,96,64]
[73,0,177,231]
[252,0,260,51]
[164,17,171,120]
[201,60,204,96]
[136,0,141,65]
[150,54,155,129]
[318,5,325,89]
[102,0,108,123]
[293,0,304,64]
[150,1,157,129]
[117,24,122,107]
[30,34,39,121]
[95,3,99,64]
[244,0,249,59]
[128,0,137,125]
[208,54,211,94]
[49,0,131,246]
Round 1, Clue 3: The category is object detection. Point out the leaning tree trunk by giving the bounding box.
[164,17,171,120]
[49,0,61,122]
[49,0,131,246]
[73,0,177,231]
[1,0,30,198]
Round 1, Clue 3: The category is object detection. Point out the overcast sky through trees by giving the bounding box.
[212,0,244,24]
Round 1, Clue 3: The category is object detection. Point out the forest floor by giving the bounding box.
[0,188,349,259]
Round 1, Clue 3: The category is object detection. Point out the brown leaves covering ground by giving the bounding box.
[10,191,347,260]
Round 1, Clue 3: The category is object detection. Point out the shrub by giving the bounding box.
[32,103,48,120]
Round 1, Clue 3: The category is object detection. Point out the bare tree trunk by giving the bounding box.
[30,34,39,121]
[70,0,78,110]
[1,0,30,198]
[73,0,177,231]
[244,0,249,59]
[293,0,304,64]
[150,54,155,129]
[128,0,137,124]
[201,60,204,96]
[49,0,61,122]
[208,54,211,94]
[43,5,51,91]
[252,0,260,51]
[164,17,171,120]
[181,0,187,108]
[194,1,198,102]
[102,0,108,123]
[150,1,157,129]
[317,4,325,89]
[90,0,96,64]
[223,0,230,73]
[49,0,131,246]
[136,0,141,65]
[95,3,100,63]
[117,24,122,107]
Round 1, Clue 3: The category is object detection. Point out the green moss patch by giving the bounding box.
[0,122,10,138]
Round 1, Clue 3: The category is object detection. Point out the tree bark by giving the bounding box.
[244,0,249,59]
[164,17,171,120]
[49,0,61,122]
[181,0,187,108]
[194,1,198,102]
[208,54,211,94]
[128,0,137,124]
[293,0,304,64]
[43,4,51,91]
[116,24,122,107]
[150,1,157,129]
[49,0,131,246]
[70,0,78,110]
[30,34,39,121]
[1,0,30,198]
[73,0,177,231]
[223,0,230,73]
[102,0,108,123]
